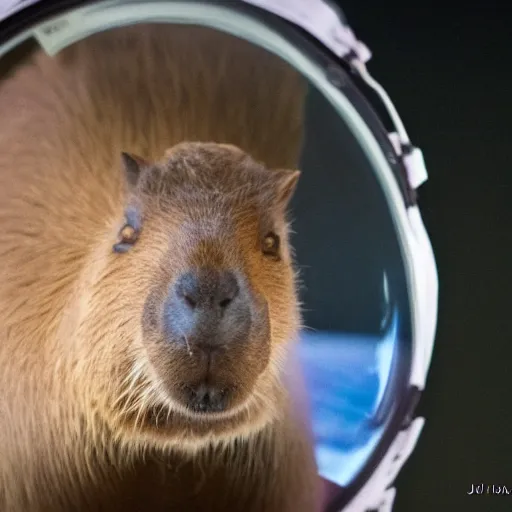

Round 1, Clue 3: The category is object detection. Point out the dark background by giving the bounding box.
[334,2,512,511]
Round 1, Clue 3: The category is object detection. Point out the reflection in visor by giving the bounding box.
[298,308,399,486]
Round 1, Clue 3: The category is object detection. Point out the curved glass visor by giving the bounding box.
[0,2,438,511]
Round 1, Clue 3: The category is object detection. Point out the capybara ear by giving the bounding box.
[273,169,301,210]
[121,152,149,187]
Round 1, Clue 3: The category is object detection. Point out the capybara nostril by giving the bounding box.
[164,268,249,350]
[182,294,197,309]
[219,297,233,309]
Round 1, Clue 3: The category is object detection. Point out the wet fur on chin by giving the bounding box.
[97,341,291,454]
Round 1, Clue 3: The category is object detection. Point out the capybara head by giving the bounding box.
[79,142,301,451]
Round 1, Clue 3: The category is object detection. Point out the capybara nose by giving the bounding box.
[175,268,239,311]
[164,268,251,351]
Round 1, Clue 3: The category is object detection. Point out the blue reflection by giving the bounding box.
[297,308,399,487]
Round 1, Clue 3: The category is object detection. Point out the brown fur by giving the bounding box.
[0,24,322,511]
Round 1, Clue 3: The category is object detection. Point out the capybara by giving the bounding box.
[0,23,321,511]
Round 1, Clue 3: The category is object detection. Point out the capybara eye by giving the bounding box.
[262,232,280,258]
[113,224,139,253]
